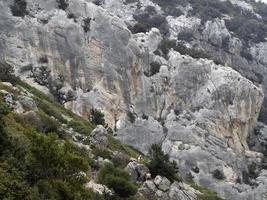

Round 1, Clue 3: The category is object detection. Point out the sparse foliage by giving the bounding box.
[147,144,179,182]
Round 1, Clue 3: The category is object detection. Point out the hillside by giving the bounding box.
[1,0,267,199]
[0,75,224,199]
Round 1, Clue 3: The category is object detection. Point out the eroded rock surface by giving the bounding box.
[1,0,267,199]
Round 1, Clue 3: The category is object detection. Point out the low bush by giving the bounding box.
[21,111,61,134]
[82,17,91,33]
[92,146,112,159]
[212,169,225,180]
[68,119,94,136]
[57,0,69,10]
[97,163,137,198]
[10,0,28,17]
[187,181,224,200]
[0,99,93,199]
[112,152,130,168]
[149,61,161,76]
[0,63,16,83]
[90,109,105,125]
[107,135,141,159]
[127,111,136,124]
[130,10,169,35]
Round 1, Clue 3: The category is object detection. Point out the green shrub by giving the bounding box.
[10,0,28,17]
[178,31,194,42]
[212,169,225,180]
[107,135,141,159]
[82,17,91,33]
[68,118,94,136]
[57,0,69,10]
[149,61,161,76]
[92,146,112,159]
[90,109,105,125]
[0,164,37,200]
[20,111,61,134]
[0,112,92,199]
[112,152,130,168]
[225,17,267,43]
[147,144,180,182]
[0,63,16,83]
[127,111,136,124]
[26,133,89,182]
[35,98,67,123]
[97,163,137,198]
[131,10,169,35]
[130,22,149,34]
[189,183,224,200]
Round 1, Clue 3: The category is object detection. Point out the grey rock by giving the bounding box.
[125,160,150,182]
[1,0,267,199]
[0,90,13,106]
[90,125,108,147]
[154,176,171,192]
[138,180,157,197]
[18,95,38,111]
[117,117,165,154]
[155,190,169,200]
[248,122,267,155]
[140,177,199,200]
[85,181,112,195]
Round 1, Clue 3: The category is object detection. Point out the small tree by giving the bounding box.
[90,109,105,125]
[147,144,179,182]
[0,63,15,83]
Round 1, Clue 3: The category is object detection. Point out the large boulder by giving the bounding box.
[90,125,108,147]
[18,95,38,111]
[139,176,198,200]
[154,176,171,192]
[85,181,112,195]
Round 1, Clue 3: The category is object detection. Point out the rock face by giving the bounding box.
[125,161,150,183]
[1,0,267,199]
[138,176,199,200]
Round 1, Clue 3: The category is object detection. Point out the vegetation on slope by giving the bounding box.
[0,73,141,199]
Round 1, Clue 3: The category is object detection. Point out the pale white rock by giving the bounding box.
[250,42,267,65]
[134,28,162,52]
[18,95,38,111]
[202,19,231,47]
[85,181,112,195]
[1,0,266,199]
[154,176,171,192]
[167,15,201,39]
[90,125,108,147]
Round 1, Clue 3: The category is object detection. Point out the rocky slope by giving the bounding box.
[1,0,267,199]
[0,80,220,200]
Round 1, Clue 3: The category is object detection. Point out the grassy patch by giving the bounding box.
[0,82,20,98]
[16,80,95,135]
[187,181,224,200]
[107,135,141,159]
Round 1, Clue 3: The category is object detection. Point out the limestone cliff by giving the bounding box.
[1,0,267,199]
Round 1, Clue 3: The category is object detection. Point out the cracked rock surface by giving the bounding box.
[1,0,267,199]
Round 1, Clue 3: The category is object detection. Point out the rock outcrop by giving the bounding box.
[125,161,150,183]
[1,0,267,199]
[138,176,199,200]
[90,125,108,147]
